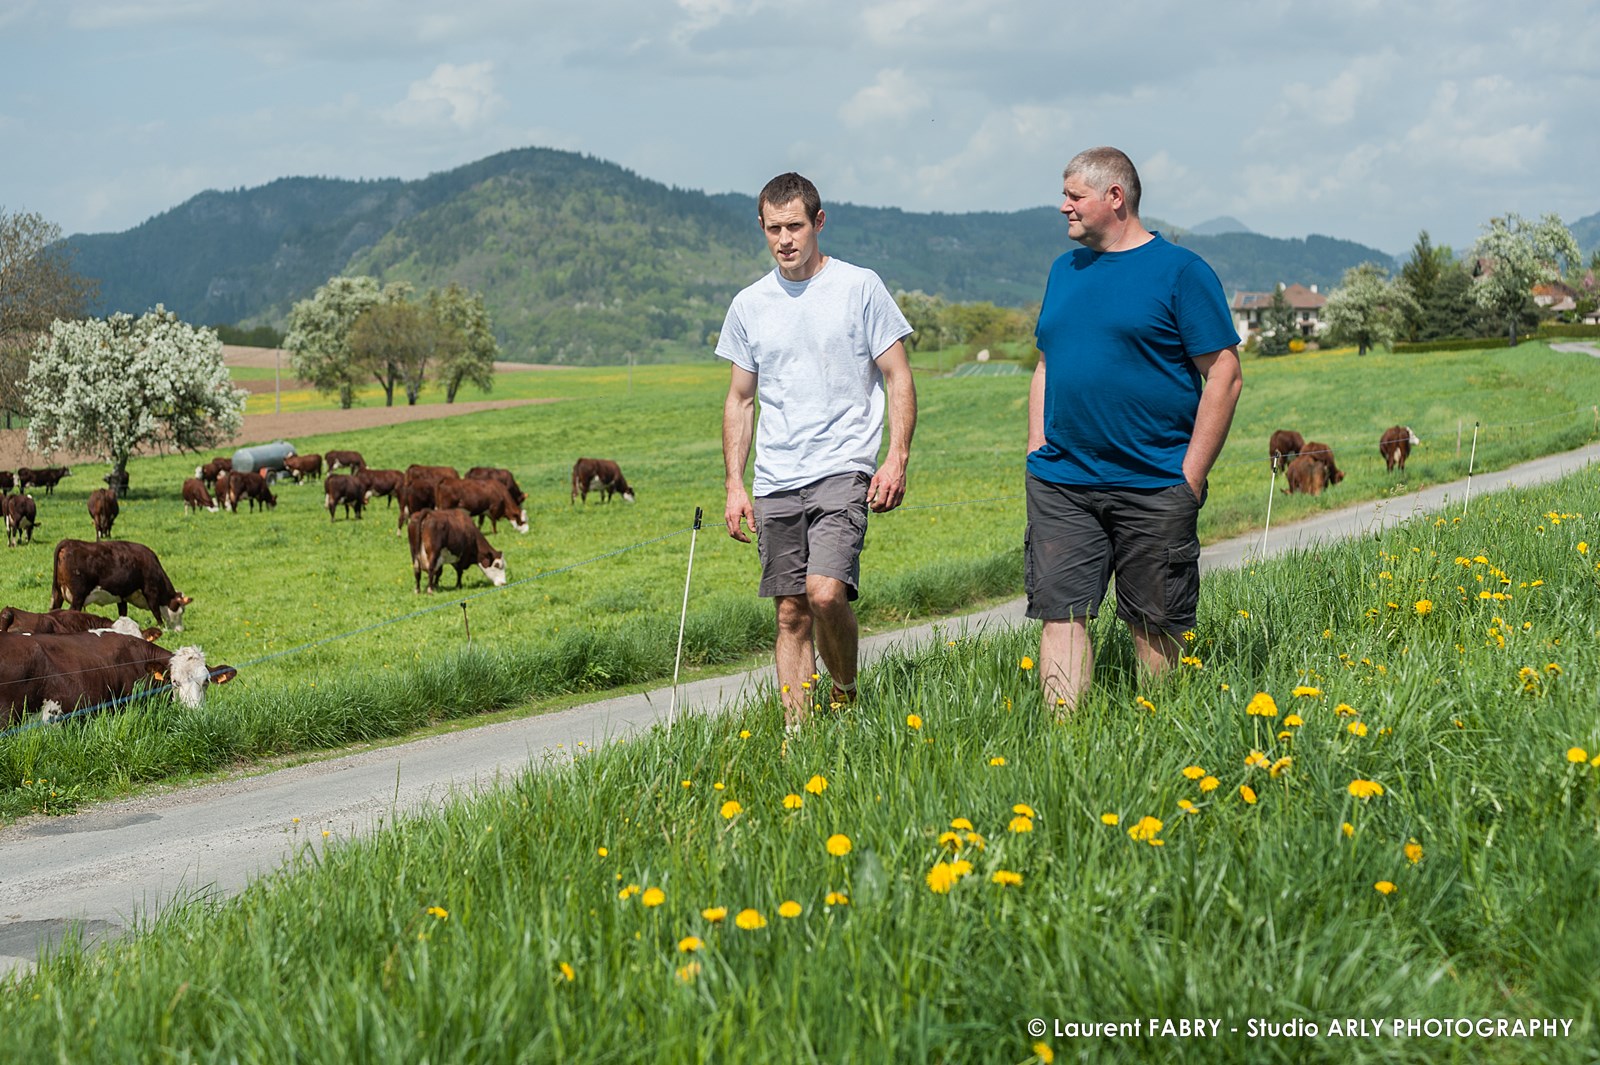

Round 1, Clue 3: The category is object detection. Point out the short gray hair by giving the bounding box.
[1064,147,1141,217]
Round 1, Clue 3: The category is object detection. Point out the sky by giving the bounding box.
[3,0,1597,258]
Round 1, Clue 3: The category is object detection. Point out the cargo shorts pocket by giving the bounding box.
[1163,539,1202,621]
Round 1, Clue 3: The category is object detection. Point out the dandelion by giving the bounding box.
[1580,542,1590,555]
[1292,685,1322,698]
[720,800,742,819]
[1135,695,1157,711]
[1342,822,1354,837]
[805,775,829,795]
[1568,748,1589,764]
[1020,656,1034,670]
[964,831,986,850]
[1374,881,1397,896]
[1126,817,1164,845]
[702,907,727,923]
[678,936,703,953]
[1245,750,1269,769]
[642,887,665,908]
[1334,702,1358,716]
[1283,714,1303,727]
[426,906,449,920]
[1199,776,1220,793]
[992,870,1023,887]
[1100,813,1120,825]
[713,781,725,791]
[1178,799,1198,814]
[1405,840,1423,864]
[1546,663,1563,675]
[951,859,974,878]
[783,794,803,809]
[1008,816,1035,833]
[778,901,802,919]
[1348,779,1385,799]
[675,961,701,983]
[1348,722,1369,737]
[1246,692,1278,717]
[906,713,923,730]
[1238,610,1251,618]
[938,831,964,852]
[1183,630,1197,642]
[559,962,575,982]
[825,891,850,906]
[926,862,958,894]
[1415,599,1433,616]
[950,817,974,831]
[989,756,1007,767]
[826,834,852,856]
[1240,785,1258,805]
[1269,757,1292,778]
[1182,765,1206,780]
[681,780,692,789]
[1035,1043,1056,1064]
[1013,803,1037,819]
[735,909,767,930]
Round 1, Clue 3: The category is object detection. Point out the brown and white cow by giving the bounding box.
[0,606,161,641]
[196,457,232,491]
[436,476,529,534]
[324,473,366,521]
[1268,429,1304,473]
[18,466,71,496]
[396,466,458,531]
[465,466,528,507]
[284,453,324,483]
[1282,454,1329,496]
[226,470,277,513]
[1379,425,1421,473]
[182,477,218,514]
[1300,441,1344,486]
[0,628,235,728]
[4,493,37,547]
[356,468,404,508]
[88,487,119,541]
[50,539,192,631]
[571,457,635,504]
[407,508,507,593]
[326,449,366,474]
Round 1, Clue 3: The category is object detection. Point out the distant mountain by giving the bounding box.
[1571,210,1600,260]
[62,147,1400,363]
[1188,216,1255,236]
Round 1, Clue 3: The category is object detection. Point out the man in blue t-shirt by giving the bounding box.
[1026,147,1242,714]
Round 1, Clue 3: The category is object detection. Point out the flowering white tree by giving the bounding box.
[285,275,410,409]
[1472,213,1581,345]
[25,306,247,490]
[1323,262,1418,356]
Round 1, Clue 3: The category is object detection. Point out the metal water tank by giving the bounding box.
[231,441,297,476]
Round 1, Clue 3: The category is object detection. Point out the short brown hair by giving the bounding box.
[758,172,822,224]
[1064,147,1142,217]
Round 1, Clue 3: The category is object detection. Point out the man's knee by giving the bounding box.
[775,595,811,635]
[805,576,852,616]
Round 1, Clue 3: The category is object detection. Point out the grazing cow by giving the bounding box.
[284,453,324,483]
[226,470,277,513]
[324,473,366,521]
[0,628,235,728]
[436,476,530,534]
[408,508,508,593]
[1300,441,1344,486]
[88,488,119,541]
[1268,429,1304,472]
[465,466,528,506]
[1379,425,1421,473]
[1282,454,1328,496]
[396,478,441,533]
[356,468,404,508]
[405,463,460,483]
[0,470,13,494]
[50,538,192,630]
[18,466,71,496]
[4,493,37,547]
[326,449,366,474]
[196,457,232,491]
[182,477,218,514]
[0,606,160,641]
[570,457,636,504]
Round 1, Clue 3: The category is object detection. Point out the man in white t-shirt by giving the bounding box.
[717,172,917,728]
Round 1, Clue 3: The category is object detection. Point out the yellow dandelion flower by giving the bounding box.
[1013,803,1037,819]
[1182,765,1206,779]
[1283,714,1303,727]
[1246,692,1278,717]
[426,906,449,920]
[1199,776,1220,792]
[964,831,986,849]
[1334,702,1358,716]
[702,906,727,923]
[1567,747,1589,763]
[1374,881,1397,896]
[1008,816,1035,833]
[1178,799,1198,814]
[938,831,964,851]
[1100,812,1120,825]
[1020,656,1035,670]
[1348,779,1385,799]
[1245,750,1269,769]
[559,962,575,982]
[1240,785,1258,804]
[778,900,802,919]
[1414,599,1433,616]
[826,833,852,856]
[720,800,742,819]
[681,779,692,789]
[739,729,751,739]
[1238,610,1251,618]
[1135,695,1157,711]
[1127,816,1164,842]
[1404,840,1423,864]
[678,936,703,952]
[1182,630,1197,642]
[906,713,923,730]
[1546,662,1563,675]
[1292,685,1322,698]
[989,756,1007,767]
[1035,1043,1056,1064]
[675,961,701,983]
[642,887,665,908]
[950,859,974,878]
[992,869,1023,887]
[734,908,767,930]
[713,781,725,791]
[783,793,803,809]
[926,861,957,894]
[825,891,850,906]
[1348,721,1369,737]
[597,847,608,858]
[1269,757,1292,778]
[805,775,829,795]
[619,883,641,900]
[1579,542,1589,555]
[1342,822,1355,837]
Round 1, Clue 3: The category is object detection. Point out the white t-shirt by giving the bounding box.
[716,258,912,496]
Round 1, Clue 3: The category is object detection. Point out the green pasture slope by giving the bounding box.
[5,461,1599,1063]
[1,341,1598,823]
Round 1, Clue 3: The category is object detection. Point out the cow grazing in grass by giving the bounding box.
[436,476,529,534]
[4,494,37,547]
[1300,441,1344,486]
[51,539,192,631]
[570,458,635,504]
[0,628,235,728]
[1269,429,1304,472]
[0,606,160,641]
[226,470,277,513]
[1380,425,1421,473]
[396,466,457,531]
[465,466,528,507]
[0,471,13,494]
[324,473,366,521]
[356,468,404,508]
[284,453,324,483]
[182,477,218,514]
[1282,454,1328,496]
[407,508,507,593]
[88,488,119,540]
[326,450,366,474]
[18,466,71,496]
[197,457,232,491]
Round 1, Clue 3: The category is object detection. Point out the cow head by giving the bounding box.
[481,551,507,587]
[1407,427,1421,446]
[513,508,530,534]
[160,593,192,632]
[621,485,636,503]
[162,646,235,708]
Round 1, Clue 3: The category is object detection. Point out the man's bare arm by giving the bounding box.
[722,365,759,541]
[868,339,916,512]
[1183,346,1243,499]
[1028,360,1047,455]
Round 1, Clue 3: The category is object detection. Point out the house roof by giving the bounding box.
[1232,284,1327,311]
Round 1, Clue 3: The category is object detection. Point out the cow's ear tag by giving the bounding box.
[153,671,164,681]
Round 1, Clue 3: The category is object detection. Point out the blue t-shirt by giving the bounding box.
[1027,233,1239,488]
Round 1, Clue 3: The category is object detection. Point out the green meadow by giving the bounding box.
[4,459,1598,1063]
[2,341,1599,822]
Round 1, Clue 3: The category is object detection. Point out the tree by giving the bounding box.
[894,290,949,353]
[1397,231,1451,341]
[1472,213,1581,345]
[1323,263,1418,356]
[1259,286,1297,356]
[427,284,498,403]
[24,307,246,490]
[1,208,96,427]
[349,301,448,406]
[283,276,409,408]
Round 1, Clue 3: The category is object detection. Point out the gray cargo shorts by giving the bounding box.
[753,471,870,600]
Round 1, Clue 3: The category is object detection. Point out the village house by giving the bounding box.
[1231,283,1329,339]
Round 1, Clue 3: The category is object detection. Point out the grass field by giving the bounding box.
[4,463,1598,1063]
[2,341,1599,822]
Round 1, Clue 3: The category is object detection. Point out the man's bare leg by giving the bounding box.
[1040,617,1093,716]
[774,594,816,725]
[806,574,858,701]
[1130,624,1182,680]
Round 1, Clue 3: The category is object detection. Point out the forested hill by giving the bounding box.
[64,146,1397,364]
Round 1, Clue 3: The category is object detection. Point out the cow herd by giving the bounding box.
[1269,425,1421,496]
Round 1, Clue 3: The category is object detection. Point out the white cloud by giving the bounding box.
[838,69,930,129]
[385,61,503,129]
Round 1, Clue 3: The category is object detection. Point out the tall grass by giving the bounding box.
[4,468,1598,1063]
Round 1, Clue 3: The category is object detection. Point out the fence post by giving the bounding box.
[1260,466,1278,560]
[668,507,704,731]
[1462,422,1480,518]
[459,601,471,645]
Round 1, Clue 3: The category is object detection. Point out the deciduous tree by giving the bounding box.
[1472,213,1581,346]
[1,208,96,427]
[1324,263,1418,356]
[427,284,497,403]
[283,276,409,408]
[349,300,446,407]
[24,307,246,490]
